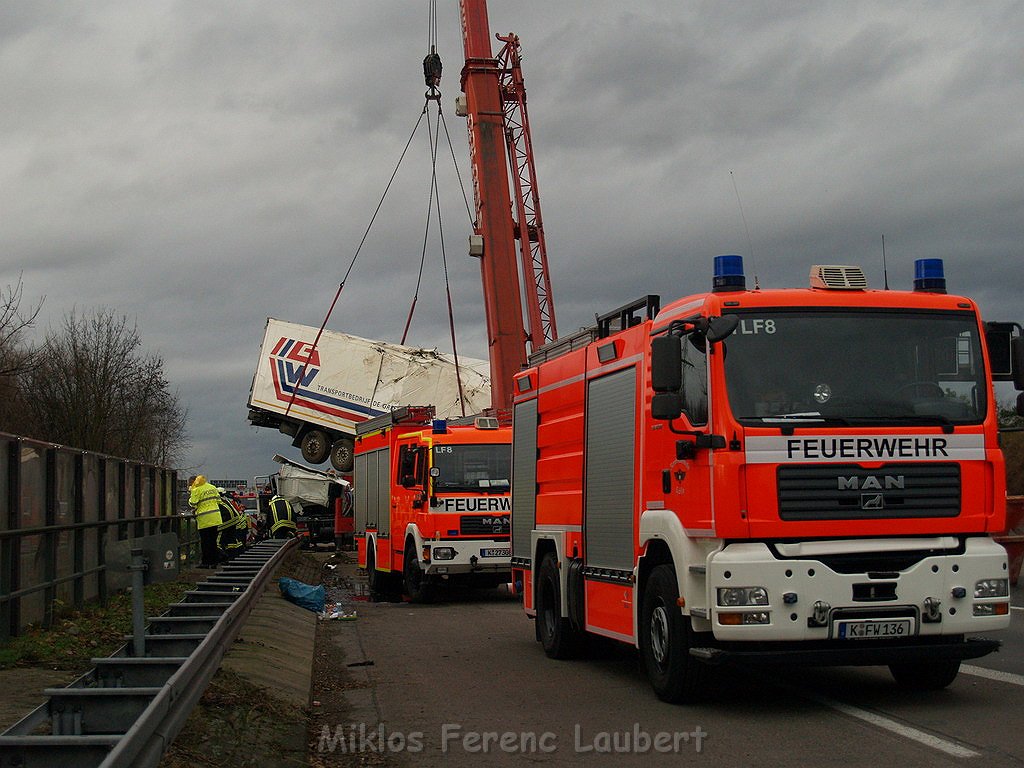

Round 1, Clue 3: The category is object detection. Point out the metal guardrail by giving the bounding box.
[0,537,297,768]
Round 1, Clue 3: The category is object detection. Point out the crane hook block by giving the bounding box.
[423,51,443,90]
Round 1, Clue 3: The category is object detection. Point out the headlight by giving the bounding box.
[717,587,769,607]
[433,547,457,561]
[974,579,1009,599]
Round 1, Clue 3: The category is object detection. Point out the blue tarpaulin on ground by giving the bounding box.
[278,577,326,612]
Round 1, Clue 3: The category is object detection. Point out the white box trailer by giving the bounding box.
[247,318,491,472]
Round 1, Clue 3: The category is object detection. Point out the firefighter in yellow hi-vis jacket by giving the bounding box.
[188,475,222,568]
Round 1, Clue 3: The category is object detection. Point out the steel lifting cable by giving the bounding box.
[285,0,477,418]
[282,106,428,418]
[400,103,470,413]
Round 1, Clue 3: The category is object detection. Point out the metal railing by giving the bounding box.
[0,433,192,640]
[0,538,297,768]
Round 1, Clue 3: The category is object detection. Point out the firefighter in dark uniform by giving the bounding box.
[215,494,245,559]
[267,493,297,539]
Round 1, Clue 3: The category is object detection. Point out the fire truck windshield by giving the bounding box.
[722,309,987,425]
[432,444,511,492]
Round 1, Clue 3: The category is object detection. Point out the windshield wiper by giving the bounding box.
[761,412,825,422]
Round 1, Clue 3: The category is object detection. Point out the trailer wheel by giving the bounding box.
[300,429,330,464]
[404,541,434,603]
[330,437,355,473]
[888,659,961,690]
[536,553,583,659]
[640,564,707,703]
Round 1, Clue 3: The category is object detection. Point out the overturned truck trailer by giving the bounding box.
[248,318,491,472]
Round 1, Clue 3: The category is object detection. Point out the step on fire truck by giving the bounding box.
[511,255,1022,702]
[355,406,512,601]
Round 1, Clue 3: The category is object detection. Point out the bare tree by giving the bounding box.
[0,276,43,434]
[24,309,189,466]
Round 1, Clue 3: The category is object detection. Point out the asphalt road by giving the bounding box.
[316,569,1024,767]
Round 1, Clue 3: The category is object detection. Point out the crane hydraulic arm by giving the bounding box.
[458,0,555,411]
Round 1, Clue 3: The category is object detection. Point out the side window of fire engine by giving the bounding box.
[681,335,708,426]
[397,445,425,488]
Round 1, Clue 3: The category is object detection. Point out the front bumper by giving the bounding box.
[690,636,1000,666]
[422,538,511,576]
[702,536,1010,641]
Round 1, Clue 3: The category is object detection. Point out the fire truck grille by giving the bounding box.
[459,515,511,537]
[776,463,960,521]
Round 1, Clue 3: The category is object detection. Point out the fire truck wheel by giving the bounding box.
[366,546,387,596]
[330,438,355,473]
[300,429,330,464]
[537,553,583,659]
[404,541,434,603]
[640,564,706,704]
[888,659,961,690]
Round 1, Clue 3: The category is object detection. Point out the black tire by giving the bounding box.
[330,437,355,473]
[536,553,583,659]
[366,543,384,596]
[404,541,434,603]
[300,429,330,464]
[889,659,961,690]
[639,564,707,703]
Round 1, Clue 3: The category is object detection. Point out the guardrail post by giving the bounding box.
[130,547,147,658]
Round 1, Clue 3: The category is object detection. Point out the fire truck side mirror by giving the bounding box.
[985,322,1024,388]
[1013,335,1024,390]
[651,335,682,392]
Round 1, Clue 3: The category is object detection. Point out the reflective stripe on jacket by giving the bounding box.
[189,482,222,530]
[269,495,296,535]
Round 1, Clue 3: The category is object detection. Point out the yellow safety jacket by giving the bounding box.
[268,495,297,537]
[189,482,222,529]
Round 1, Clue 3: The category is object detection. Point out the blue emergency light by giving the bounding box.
[432,419,448,434]
[913,258,946,293]
[713,255,746,292]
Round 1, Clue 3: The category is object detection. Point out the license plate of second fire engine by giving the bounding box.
[835,618,915,639]
[480,547,511,557]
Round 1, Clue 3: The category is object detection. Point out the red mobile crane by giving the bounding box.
[459,0,557,408]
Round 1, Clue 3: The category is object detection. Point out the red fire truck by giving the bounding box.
[355,406,512,601]
[511,255,1021,701]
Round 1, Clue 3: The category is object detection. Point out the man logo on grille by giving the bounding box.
[861,493,885,510]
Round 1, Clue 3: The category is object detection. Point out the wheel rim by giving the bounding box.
[650,603,670,667]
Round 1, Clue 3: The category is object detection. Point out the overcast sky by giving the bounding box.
[2,1,1022,480]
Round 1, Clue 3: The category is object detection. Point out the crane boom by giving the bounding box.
[458,0,556,411]
[459,0,526,412]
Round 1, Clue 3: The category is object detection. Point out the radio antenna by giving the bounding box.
[881,234,890,290]
[730,171,759,289]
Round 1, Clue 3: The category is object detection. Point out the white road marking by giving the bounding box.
[961,664,1024,687]
[803,693,980,759]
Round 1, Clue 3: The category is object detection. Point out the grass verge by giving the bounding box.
[0,574,200,669]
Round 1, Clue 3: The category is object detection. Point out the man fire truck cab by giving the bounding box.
[512,255,1021,702]
[355,406,512,601]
